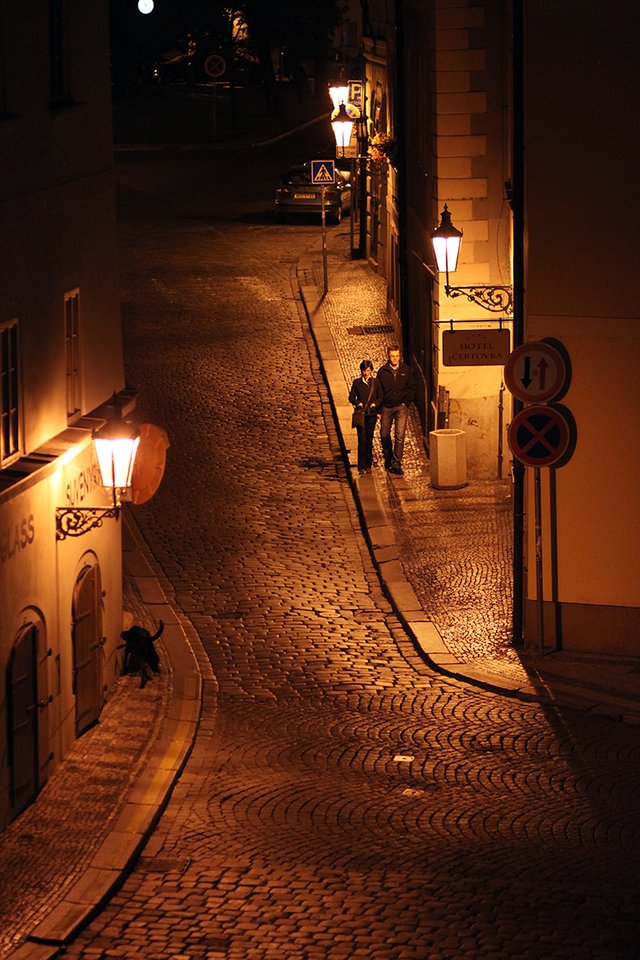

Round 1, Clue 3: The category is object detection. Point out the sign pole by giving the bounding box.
[534,465,544,655]
[349,158,355,255]
[311,161,335,296]
[321,186,328,295]
[505,341,574,654]
[202,55,227,141]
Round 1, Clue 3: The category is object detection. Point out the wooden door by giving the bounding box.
[7,626,38,816]
[72,565,103,736]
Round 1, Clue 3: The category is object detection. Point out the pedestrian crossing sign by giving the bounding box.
[311,160,335,184]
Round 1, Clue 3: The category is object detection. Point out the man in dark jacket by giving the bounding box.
[378,345,416,476]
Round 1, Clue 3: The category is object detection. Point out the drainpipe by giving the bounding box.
[512,0,525,645]
[394,0,411,360]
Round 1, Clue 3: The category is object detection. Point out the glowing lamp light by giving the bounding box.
[430,204,513,314]
[56,417,141,540]
[93,420,140,493]
[138,0,154,13]
[331,102,354,150]
[431,204,463,275]
[328,85,350,110]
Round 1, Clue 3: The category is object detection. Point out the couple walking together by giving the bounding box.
[348,345,416,477]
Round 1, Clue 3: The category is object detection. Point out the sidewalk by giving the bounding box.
[296,228,640,726]
[1,518,206,960]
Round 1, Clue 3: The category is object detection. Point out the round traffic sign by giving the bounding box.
[508,403,575,468]
[504,340,569,403]
[203,54,226,79]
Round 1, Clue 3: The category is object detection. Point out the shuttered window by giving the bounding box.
[0,319,20,465]
[65,289,81,419]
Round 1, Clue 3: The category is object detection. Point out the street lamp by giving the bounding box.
[331,102,355,157]
[328,82,368,260]
[56,417,141,540]
[431,205,513,315]
[328,84,350,110]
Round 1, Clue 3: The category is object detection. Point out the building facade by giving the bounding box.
[0,0,130,827]
[521,0,640,653]
[361,0,640,655]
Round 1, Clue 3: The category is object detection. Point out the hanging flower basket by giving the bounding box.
[369,131,397,167]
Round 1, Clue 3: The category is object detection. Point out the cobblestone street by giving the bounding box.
[313,254,515,666]
[50,145,640,960]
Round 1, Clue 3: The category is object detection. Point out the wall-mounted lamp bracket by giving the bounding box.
[431,206,513,316]
[56,505,120,541]
[445,283,513,315]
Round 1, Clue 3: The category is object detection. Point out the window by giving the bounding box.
[49,0,68,104]
[0,12,6,117]
[64,290,81,419]
[0,319,20,465]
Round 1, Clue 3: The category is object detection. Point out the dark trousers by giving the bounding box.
[356,415,377,470]
[380,403,409,469]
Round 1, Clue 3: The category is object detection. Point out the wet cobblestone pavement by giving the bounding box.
[59,149,640,960]
[311,245,516,670]
[2,136,639,960]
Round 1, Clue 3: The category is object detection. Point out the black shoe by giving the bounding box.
[388,465,404,476]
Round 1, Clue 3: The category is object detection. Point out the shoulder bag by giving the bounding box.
[352,378,375,429]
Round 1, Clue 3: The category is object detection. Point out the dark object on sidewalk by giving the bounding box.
[119,620,164,687]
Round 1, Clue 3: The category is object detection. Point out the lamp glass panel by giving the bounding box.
[433,235,461,273]
[332,119,353,148]
[329,86,349,109]
[94,435,140,489]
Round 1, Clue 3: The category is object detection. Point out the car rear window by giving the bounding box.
[284,170,311,185]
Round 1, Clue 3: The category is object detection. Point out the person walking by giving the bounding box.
[348,360,383,475]
[378,344,416,476]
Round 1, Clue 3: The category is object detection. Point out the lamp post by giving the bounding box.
[431,205,513,315]
[330,101,357,255]
[355,102,368,261]
[56,418,140,540]
[328,79,368,259]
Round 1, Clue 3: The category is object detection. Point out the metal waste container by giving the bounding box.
[429,428,467,489]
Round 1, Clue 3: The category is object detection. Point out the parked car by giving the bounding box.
[274,163,352,224]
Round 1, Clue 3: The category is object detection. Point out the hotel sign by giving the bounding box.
[442,329,511,366]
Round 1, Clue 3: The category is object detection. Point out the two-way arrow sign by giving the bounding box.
[504,340,569,403]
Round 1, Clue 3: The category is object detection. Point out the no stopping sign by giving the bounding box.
[508,404,576,468]
[204,55,226,79]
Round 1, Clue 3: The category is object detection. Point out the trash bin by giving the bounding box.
[430,429,467,489]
